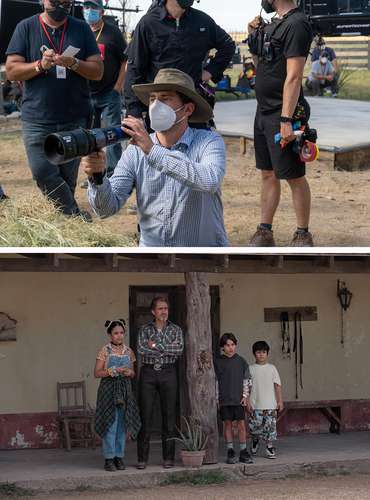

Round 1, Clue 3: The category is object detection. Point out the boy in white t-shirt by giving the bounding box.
[248,341,283,459]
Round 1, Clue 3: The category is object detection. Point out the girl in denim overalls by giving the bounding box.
[94,319,141,471]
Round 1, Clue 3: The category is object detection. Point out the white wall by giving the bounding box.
[0,271,369,414]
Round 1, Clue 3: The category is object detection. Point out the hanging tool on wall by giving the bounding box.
[280,311,291,358]
[293,311,304,399]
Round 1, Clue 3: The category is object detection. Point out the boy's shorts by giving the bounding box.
[249,409,277,442]
[220,405,245,422]
[254,107,306,180]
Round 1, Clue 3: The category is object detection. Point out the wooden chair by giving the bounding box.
[57,381,96,451]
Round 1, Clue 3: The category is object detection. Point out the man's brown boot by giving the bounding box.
[249,226,275,247]
[289,230,314,247]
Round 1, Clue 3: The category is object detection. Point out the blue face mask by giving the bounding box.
[83,8,101,24]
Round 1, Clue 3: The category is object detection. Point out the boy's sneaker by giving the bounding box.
[239,448,253,464]
[251,439,259,455]
[266,446,276,459]
[226,448,237,464]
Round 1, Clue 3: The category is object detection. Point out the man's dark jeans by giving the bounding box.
[22,119,88,215]
[91,88,122,176]
[137,365,178,463]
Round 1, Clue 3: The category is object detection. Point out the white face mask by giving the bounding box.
[149,99,186,132]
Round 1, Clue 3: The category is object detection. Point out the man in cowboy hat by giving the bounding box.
[82,68,228,247]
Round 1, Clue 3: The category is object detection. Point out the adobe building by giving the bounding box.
[1,253,369,453]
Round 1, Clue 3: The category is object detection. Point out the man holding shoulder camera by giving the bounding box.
[248,0,314,247]
[82,68,228,247]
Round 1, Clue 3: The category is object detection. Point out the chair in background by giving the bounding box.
[57,381,96,451]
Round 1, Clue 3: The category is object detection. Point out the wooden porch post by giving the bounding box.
[185,272,219,464]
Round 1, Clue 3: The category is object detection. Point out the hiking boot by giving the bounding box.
[251,439,259,455]
[266,446,276,459]
[136,462,147,470]
[226,448,237,464]
[289,230,314,247]
[163,460,174,469]
[0,194,9,202]
[104,459,116,471]
[239,448,253,464]
[114,457,125,470]
[249,226,275,247]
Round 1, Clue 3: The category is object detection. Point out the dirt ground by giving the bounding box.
[13,474,370,500]
[1,121,370,247]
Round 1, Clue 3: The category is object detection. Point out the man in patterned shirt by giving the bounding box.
[82,68,228,247]
[136,296,184,469]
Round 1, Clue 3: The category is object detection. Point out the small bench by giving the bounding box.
[277,400,343,434]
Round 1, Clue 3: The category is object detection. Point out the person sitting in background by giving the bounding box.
[311,36,338,73]
[306,52,338,97]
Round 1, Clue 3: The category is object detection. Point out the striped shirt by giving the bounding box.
[87,127,229,247]
[137,321,184,365]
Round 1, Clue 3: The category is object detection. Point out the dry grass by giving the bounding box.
[1,128,370,247]
[0,193,135,247]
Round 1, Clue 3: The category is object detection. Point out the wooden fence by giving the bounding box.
[229,32,370,70]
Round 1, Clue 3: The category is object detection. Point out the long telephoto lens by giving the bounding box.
[44,126,129,165]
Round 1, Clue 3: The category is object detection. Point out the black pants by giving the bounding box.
[137,365,177,462]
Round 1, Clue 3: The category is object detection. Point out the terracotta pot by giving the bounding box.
[180,450,206,468]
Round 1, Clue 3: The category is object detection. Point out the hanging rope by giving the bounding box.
[293,311,304,399]
[280,311,291,358]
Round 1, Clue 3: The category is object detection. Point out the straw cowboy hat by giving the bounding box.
[132,68,214,123]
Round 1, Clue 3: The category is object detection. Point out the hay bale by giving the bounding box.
[0,194,135,247]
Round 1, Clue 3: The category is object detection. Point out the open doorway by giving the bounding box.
[129,285,220,435]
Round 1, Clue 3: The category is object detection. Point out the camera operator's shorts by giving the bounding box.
[254,107,306,180]
[220,405,245,422]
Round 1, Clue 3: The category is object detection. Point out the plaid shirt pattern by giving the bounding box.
[138,321,184,365]
[87,127,229,247]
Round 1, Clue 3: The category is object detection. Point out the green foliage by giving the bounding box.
[161,470,228,486]
[170,416,208,452]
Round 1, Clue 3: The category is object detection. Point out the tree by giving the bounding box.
[185,272,219,464]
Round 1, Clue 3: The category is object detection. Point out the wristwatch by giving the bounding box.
[68,57,80,71]
[280,116,294,123]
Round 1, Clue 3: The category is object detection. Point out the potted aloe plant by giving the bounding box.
[172,416,208,468]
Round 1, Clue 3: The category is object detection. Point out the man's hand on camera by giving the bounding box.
[41,49,56,70]
[81,150,107,178]
[280,122,296,147]
[122,116,154,155]
[248,16,262,34]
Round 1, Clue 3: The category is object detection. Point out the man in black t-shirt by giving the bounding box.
[5,0,103,217]
[83,0,128,178]
[248,0,314,247]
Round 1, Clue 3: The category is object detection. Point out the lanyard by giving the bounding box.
[39,15,67,55]
[95,22,104,43]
